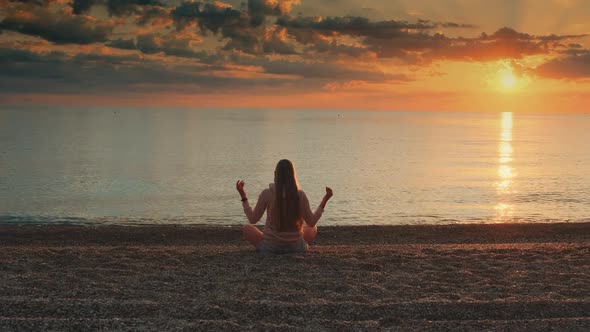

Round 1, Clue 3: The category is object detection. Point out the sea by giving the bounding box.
[1,106,589,226]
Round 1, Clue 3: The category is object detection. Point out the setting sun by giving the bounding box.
[501,70,517,89]
[499,66,518,90]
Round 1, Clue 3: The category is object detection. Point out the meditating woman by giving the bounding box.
[236,159,333,253]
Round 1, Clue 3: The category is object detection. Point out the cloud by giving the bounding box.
[276,15,474,40]
[106,32,206,59]
[136,4,171,25]
[8,0,60,6]
[0,45,309,95]
[227,54,411,83]
[105,0,164,16]
[170,1,300,55]
[0,4,113,44]
[71,0,164,16]
[71,0,95,14]
[275,14,585,63]
[248,0,300,16]
[423,27,586,62]
[171,1,244,32]
[136,32,205,58]
[106,38,136,50]
[247,0,300,26]
[536,49,590,79]
[1,0,588,103]
[262,26,297,54]
[325,25,585,63]
[0,46,66,64]
[310,39,373,57]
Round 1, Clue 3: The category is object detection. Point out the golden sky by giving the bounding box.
[0,0,588,112]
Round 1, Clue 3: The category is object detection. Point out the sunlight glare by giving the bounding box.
[500,68,517,90]
[489,60,533,93]
[495,112,516,220]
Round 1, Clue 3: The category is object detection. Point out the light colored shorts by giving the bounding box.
[256,238,308,254]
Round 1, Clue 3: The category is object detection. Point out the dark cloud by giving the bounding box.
[440,21,477,28]
[222,53,410,83]
[71,0,96,14]
[310,40,371,57]
[277,15,473,40]
[262,59,409,82]
[221,28,264,53]
[484,26,532,40]
[71,0,164,16]
[0,5,113,44]
[305,24,584,63]
[0,40,412,98]
[220,25,298,55]
[197,2,246,34]
[170,1,201,31]
[278,16,424,40]
[0,46,292,94]
[8,0,57,6]
[262,26,297,54]
[171,1,298,55]
[273,14,478,60]
[106,0,164,16]
[273,16,585,63]
[422,27,585,62]
[106,38,137,50]
[365,32,450,59]
[536,49,590,79]
[171,0,300,32]
[248,0,299,16]
[171,1,244,32]
[136,33,205,58]
[136,4,171,25]
[106,33,206,59]
[0,47,66,64]
[247,0,300,26]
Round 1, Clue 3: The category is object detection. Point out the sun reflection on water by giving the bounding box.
[495,112,516,220]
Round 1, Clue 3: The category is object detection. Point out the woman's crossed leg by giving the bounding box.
[242,224,318,247]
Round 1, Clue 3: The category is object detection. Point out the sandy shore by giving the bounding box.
[1,223,590,331]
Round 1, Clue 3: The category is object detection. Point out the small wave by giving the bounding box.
[1,214,589,226]
[512,192,586,204]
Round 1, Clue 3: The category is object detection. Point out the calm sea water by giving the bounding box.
[1,106,589,225]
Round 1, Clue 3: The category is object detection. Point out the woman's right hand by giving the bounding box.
[236,180,247,199]
[319,186,333,209]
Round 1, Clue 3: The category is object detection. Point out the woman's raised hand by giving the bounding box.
[236,180,247,199]
[319,186,333,209]
[325,186,333,200]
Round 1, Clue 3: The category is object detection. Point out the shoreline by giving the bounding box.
[1,223,589,330]
[2,222,590,246]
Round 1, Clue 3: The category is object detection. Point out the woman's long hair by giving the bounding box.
[273,159,301,232]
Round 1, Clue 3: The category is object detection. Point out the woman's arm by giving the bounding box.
[301,187,333,227]
[319,187,333,210]
[236,180,267,224]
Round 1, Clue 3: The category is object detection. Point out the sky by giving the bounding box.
[0,0,589,112]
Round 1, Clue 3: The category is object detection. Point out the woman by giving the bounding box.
[236,159,333,253]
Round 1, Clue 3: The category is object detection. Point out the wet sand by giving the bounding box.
[1,223,590,331]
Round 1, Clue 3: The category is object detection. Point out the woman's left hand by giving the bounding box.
[236,180,247,198]
[324,186,333,200]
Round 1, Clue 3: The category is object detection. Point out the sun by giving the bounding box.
[500,70,517,89]
[499,68,517,90]
[486,60,530,93]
